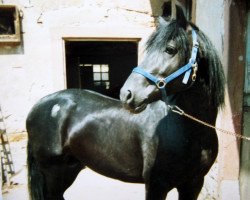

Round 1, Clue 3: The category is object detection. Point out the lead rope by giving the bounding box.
[168,105,250,141]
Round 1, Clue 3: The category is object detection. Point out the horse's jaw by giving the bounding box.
[122,101,148,114]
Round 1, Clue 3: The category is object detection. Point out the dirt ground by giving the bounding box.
[2,133,178,200]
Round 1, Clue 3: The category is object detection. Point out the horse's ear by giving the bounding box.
[158,16,170,27]
[186,25,192,34]
[162,1,187,28]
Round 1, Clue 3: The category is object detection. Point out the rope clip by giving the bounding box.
[168,105,184,115]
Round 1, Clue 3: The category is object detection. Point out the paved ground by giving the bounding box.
[2,133,178,200]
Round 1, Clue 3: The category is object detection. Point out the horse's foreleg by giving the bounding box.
[177,177,204,200]
[145,179,170,200]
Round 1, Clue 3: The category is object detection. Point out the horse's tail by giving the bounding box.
[27,141,45,200]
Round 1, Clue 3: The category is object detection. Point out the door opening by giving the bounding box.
[65,41,138,99]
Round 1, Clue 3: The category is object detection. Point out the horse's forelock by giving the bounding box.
[146,19,189,58]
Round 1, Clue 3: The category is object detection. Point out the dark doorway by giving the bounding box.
[65,41,138,99]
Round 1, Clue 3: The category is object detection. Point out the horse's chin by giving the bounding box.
[123,102,148,114]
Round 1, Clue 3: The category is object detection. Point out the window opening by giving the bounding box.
[79,64,110,90]
[0,5,21,43]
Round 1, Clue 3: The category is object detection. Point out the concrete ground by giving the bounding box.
[2,133,178,200]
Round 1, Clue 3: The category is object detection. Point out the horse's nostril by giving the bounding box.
[120,89,134,104]
[127,90,132,101]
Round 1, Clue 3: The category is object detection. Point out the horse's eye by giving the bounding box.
[165,46,177,55]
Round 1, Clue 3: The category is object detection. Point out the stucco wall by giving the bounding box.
[0,0,163,133]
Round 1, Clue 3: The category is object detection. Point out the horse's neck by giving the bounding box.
[147,100,166,111]
[135,101,166,121]
[167,84,218,124]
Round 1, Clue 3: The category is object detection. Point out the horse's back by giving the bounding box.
[26,89,119,128]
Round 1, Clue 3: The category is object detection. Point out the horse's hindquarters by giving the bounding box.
[26,90,83,199]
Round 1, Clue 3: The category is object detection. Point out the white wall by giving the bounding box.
[0,0,161,133]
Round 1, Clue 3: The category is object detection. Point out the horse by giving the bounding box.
[119,5,225,200]
[26,4,225,200]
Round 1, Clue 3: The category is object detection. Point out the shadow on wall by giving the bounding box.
[227,0,247,152]
[149,0,165,17]
[0,43,24,55]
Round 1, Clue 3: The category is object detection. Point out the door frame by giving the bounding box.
[240,2,250,199]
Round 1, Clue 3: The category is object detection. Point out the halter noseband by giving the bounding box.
[132,29,199,103]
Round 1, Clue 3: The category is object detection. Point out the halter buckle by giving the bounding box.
[192,63,198,81]
[156,79,167,89]
[193,41,199,48]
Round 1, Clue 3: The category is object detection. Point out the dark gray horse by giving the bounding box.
[26,4,225,200]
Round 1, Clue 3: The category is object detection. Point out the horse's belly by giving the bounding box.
[86,163,144,183]
[69,130,145,183]
[75,148,144,183]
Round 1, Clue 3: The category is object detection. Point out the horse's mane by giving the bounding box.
[145,3,225,109]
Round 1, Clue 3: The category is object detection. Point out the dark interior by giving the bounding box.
[65,41,138,99]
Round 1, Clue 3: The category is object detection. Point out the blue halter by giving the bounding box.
[132,29,199,103]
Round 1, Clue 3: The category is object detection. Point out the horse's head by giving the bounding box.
[120,4,225,113]
[120,16,196,113]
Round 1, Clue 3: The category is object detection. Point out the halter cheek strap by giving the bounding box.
[132,29,199,103]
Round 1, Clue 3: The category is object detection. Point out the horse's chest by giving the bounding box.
[161,132,216,170]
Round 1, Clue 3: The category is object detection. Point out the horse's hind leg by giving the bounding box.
[28,143,84,200]
[40,155,84,200]
[177,177,204,200]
